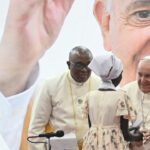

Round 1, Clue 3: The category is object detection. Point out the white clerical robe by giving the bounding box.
[28,71,101,150]
[123,81,150,150]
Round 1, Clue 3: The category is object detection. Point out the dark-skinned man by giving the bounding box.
[28,46,101,150]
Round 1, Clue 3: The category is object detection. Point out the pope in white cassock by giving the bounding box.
[28,46,101,150]
[123,56,150,150]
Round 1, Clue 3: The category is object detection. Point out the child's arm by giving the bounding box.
[120,116,143,142]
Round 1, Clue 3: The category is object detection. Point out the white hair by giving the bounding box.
[106,0,112,12]
[94,0,112,13]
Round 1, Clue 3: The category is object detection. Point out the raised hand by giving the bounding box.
[0,0,74,96]
[1,0,74,63]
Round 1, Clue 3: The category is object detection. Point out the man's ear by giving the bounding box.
[94,0,111,51]
[67,61,70,69]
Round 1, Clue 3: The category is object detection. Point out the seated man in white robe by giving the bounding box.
[123,56,150,150]
[28,46,101,150]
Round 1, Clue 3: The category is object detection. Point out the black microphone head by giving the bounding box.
[56,130,64,137]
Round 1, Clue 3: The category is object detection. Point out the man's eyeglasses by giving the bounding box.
[70,62,90,69]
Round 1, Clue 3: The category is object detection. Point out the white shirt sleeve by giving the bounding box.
[0,64,40,150]
[0,135,9,150]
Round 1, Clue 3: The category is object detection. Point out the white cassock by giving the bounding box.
[28,71,101,150]
[123,81,150,150]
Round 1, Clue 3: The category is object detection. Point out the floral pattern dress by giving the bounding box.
[81,90,137,150]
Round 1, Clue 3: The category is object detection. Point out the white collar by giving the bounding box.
[99,80,116,90]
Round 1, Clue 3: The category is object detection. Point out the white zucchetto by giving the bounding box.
[88,52,123,81]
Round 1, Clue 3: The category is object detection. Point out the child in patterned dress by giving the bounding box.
[82,52,143,150]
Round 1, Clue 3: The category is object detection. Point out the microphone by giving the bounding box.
[38,130,64,138]
[28,130,64,139]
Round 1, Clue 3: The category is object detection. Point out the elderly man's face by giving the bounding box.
[67,52,92,83]
[94,0,150,86]
[137,60,150,93]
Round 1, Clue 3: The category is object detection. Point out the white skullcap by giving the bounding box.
[88,52,123,81]
[141,55,150,61]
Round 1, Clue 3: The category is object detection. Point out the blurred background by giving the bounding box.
[0,0,106,80]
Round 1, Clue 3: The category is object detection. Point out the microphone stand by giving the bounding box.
[28,130,64,150]
[46,137,51,150]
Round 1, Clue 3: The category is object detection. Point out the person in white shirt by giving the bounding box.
[0,0,74,150]
[28,46,101,150]
[123,56,150,150]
